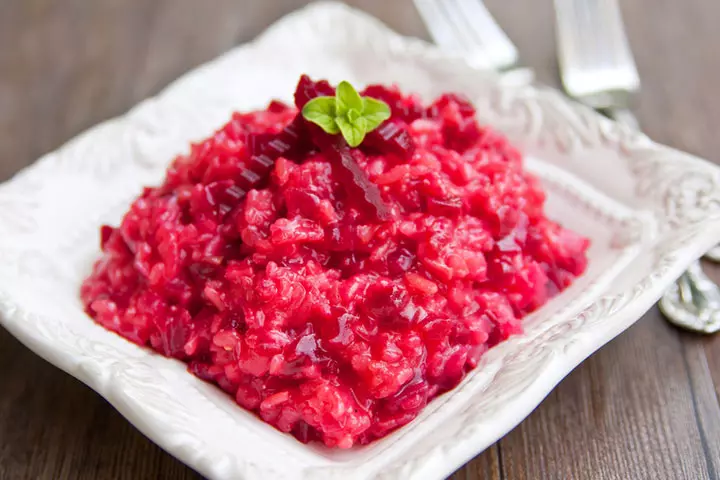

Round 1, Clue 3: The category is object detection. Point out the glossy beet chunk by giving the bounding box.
[363,119,415,160]
[362,84,425,123]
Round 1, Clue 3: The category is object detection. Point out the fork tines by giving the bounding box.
[554,0,640,107]
[414,0,518,70]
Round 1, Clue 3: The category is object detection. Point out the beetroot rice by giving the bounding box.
[81,76,589,448]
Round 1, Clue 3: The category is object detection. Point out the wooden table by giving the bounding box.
[2,0,719,478]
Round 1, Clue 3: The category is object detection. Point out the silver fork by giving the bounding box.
[413,0,519,72]
[554,0,720,333]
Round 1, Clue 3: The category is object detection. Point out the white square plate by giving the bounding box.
[2,3,720,479]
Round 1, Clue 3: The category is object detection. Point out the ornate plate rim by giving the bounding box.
[2,3,720,479]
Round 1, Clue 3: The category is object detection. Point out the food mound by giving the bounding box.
[81,75,589,448]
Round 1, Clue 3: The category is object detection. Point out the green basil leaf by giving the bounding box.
[335,81,363,116]
[302,96,340,134]
[361,97,392,131]
[301,82,392,147]
[336,116,366,147]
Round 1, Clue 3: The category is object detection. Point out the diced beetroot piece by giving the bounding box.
[267,100,291,113]
[324,142,391,222]
[100,225,115,250]
[363,119,416,160]
[362,84,425,122]
[425,196,464,217]
[294,74,335,110]
[425,93,476,119]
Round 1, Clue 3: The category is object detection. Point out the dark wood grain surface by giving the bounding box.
[1,0,719,479]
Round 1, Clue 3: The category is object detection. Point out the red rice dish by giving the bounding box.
[81,76,589,448]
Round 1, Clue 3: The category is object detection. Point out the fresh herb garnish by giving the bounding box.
[301,81,391,147]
